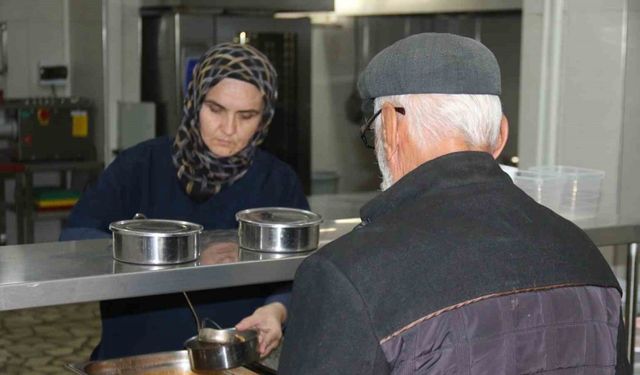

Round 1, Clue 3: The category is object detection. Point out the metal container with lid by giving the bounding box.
[110,214,203,265]
[236,207,322,253]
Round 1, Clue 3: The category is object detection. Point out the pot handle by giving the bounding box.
[133,213,147,220]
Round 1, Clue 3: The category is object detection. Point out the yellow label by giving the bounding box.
[36,198,79,208]
[71,110,88,138]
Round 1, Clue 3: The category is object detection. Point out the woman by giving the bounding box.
[60,43,308,360]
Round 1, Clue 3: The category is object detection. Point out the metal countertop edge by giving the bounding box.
[0,256,308,311]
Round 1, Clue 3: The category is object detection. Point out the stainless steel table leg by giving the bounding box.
[24,171,34,244]
[626,242,638,364]
[0,176,6,245]
[15,172,25,244]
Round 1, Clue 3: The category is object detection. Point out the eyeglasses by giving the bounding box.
[359,107,406,149]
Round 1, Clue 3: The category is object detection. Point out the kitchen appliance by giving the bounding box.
[0,97,96,161]
[140,9,311,193]
[236,207,322,253]
[110,214,203,265]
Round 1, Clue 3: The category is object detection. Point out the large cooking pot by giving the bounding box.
[236,207,322,253]
[110,213,203,265]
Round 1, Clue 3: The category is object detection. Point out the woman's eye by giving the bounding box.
[208,105,222,113]
[240,113,256,120]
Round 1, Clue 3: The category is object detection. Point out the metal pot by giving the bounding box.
[184,328,259,371]
[236,207,322,253]
[110,213,203,265]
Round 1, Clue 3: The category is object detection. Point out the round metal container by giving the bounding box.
[110,218,203,265]
[184,328,259,371]
[236,207,322,253]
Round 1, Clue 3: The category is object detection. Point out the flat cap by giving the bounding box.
[358,33,501,113]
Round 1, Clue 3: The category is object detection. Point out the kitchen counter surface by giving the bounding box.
[1,214,639,312]
[0,219,360,311]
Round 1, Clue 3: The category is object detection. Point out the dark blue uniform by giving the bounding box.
[61,136,308,359]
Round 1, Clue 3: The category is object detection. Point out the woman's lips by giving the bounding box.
[214,138,233,147]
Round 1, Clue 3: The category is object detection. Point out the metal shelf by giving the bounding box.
[32,209,72,220]
[0,160,103,244]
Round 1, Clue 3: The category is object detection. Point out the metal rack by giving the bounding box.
[0,160,103,244]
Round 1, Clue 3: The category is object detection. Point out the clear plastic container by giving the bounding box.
[528,165,605,220]
[513,170,565,213]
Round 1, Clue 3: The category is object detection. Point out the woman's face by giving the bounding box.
[199,78,265,157]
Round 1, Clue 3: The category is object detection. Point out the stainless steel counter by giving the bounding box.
[0,215,637,310]
[1,214,639,361]
[0,219,359,312]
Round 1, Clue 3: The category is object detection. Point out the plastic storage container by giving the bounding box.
[528,165,605,220]
[512,170,565,213]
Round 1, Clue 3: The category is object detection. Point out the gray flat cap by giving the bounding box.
[358,33,501,114]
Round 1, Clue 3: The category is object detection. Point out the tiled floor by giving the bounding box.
[0,303,100,374]
[0,302,283,375]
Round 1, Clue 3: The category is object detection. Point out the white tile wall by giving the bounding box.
[523,0,544,14]
[27,18,67,96]
[517,6,543,168]
[5,19,30,97]
[0,0,68,98]
[620,8,640,219]
[557,8,626,217]
[29,0,64,21]
[0,0,33,21]
[519,0,637,219]
[565,0,625,12]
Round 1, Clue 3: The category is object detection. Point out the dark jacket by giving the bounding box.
[60,136,308,360]
[279,151,629,375]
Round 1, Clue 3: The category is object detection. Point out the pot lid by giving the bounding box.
[235,207,322,227]
[110,219,203,236]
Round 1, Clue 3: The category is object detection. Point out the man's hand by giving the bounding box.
[236,302,287,357]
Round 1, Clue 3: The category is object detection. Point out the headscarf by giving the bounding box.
[172,43,278,201]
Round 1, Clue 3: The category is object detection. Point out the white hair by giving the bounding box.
[373,94,502,190]
[375,130,394,191]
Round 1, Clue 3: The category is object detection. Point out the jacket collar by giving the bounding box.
[360,151,510,224]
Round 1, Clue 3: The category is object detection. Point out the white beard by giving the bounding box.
[375,131,394,191]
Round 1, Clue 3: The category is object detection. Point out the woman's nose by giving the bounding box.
[220,114,237,135]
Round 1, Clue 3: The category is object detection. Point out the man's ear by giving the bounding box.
[492,115,509,159]
[381,103,400,160]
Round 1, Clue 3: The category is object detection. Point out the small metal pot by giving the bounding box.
[110,214,203,265]
[184,328,259,372]
[236,207,322,253]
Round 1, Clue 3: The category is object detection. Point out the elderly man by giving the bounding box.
[279,33,629,374]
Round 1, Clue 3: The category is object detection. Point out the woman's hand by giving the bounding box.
[236,302,287,357]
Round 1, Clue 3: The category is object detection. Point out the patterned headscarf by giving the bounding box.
[172,43,278,201]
